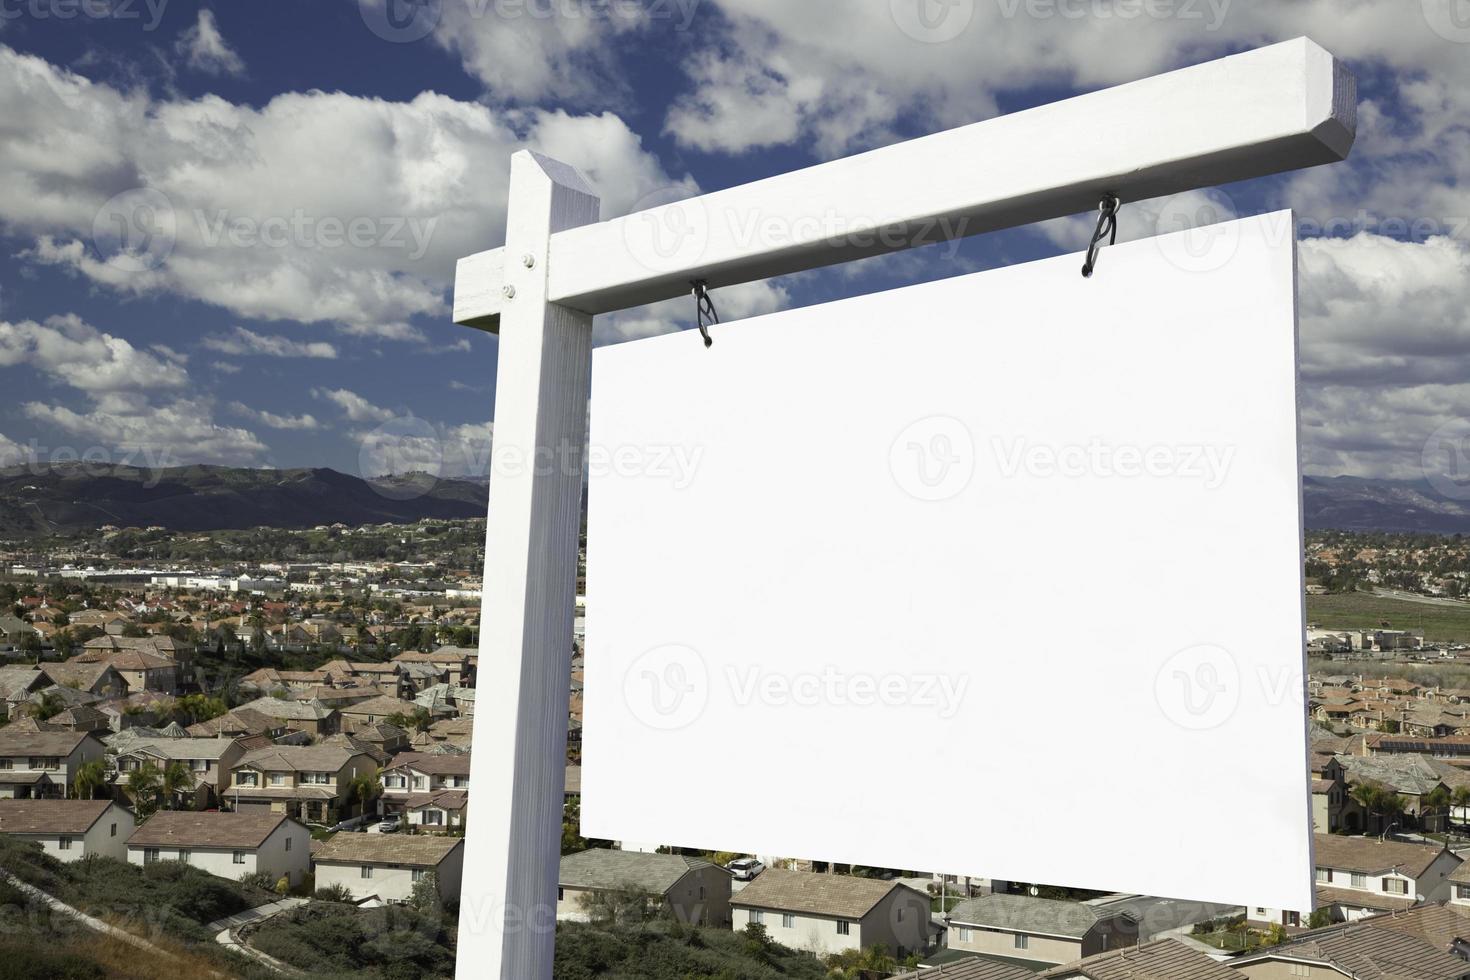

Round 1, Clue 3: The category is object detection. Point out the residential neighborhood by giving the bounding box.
[10,526,1470,977]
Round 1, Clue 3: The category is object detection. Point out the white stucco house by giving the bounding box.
[312,832,464,904]
[126,810,310,887]
[730,869,933,958]
[0,798,134,862]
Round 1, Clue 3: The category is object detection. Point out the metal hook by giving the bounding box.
[691,280,717,348]
[1081,193,1121,278]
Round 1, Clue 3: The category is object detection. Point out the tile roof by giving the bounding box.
[128,810,292,849]
[559,849,713,895]
[121,737,241,762]
[731,868,920,920]
[0,667,44,701]
[237,743,365,772]
[384,752,471,777]
[1313,833,1451,879]
[0,729,93,756]
[235,696,335,721]
[313,833,463,868]
[406,789,468,812]
[1236,921,1470,980]
[890,955,1035,980]
[0,799,117,835]
[1316,884,1418,913]
[948,894,1135,940]
[1362,903,1470,950]
[37,662,118,691]
[1040,938,1236,980]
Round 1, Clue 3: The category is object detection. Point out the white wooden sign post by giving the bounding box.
[452,37,1355,980]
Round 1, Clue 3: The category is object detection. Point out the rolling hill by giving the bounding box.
[0,463,488,536]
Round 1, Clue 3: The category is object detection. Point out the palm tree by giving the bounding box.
[72,760,107,800]
[1452,786,1470,831]
[127,762,162,818]
[347,769,383,818]
[1424,786,1452,834]
[160,761,196,810]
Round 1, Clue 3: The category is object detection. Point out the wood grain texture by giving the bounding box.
[455,150,599,980]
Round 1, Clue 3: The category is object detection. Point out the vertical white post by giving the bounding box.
[457,150,600,980]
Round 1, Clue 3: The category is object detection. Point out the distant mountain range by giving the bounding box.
[1303,475,1470,534]
[0,463,489,536]
[0,465,1466,537]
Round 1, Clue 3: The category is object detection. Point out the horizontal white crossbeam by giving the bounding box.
[454,37,1354,332]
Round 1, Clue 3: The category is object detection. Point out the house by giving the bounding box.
[380,752,470,818]
[0,616,39,653]
[946,894,1139,966]
[557,849,729,926]
[1253,834,1462,928]
[185,706,283,739]
[113,736,248,808]
[337,694,422,733]
[731,868,932,958]
[1232,921,1470,979]
[395,648,474,688]
[406,790,468,832]
[0,667,47,719]
[0,730,106,799]
[36,662,126,699]
[231,696,338,735]
[1039,938,1236,980]
[78,634,191,675]
[0,799,134,862]
[127,811,309,887]
[227,743,376,825]
[312,833,464,904]
[67,649,177,696]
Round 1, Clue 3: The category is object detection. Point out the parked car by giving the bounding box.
[379,816,401,833]
[727,857,764,881]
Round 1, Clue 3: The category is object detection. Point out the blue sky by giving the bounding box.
[1,1,1468,485]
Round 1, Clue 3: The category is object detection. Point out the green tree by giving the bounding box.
[72,760,108,800]
[127,761,163,818]
[160,761,196,810]
[1425,785,1452,833]
[1453,786,1470,830]
[1308,908,1333,928]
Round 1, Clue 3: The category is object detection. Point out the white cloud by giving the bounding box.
[228,402,322,431]
[24,393,266,466]
[176,9,246,77]
[413,0,653,106]
[0,430,21,468]
[0,314,267,465]
[355,418,492,479]
[202,327,338,359]
[314,387,396,423]
[0,314,187,392]
[665,1,1470,164]
[0,45,693,340]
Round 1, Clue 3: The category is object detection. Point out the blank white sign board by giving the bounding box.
[582,212,1310,913]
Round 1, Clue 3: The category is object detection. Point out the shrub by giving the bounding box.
[314,883,356,903]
